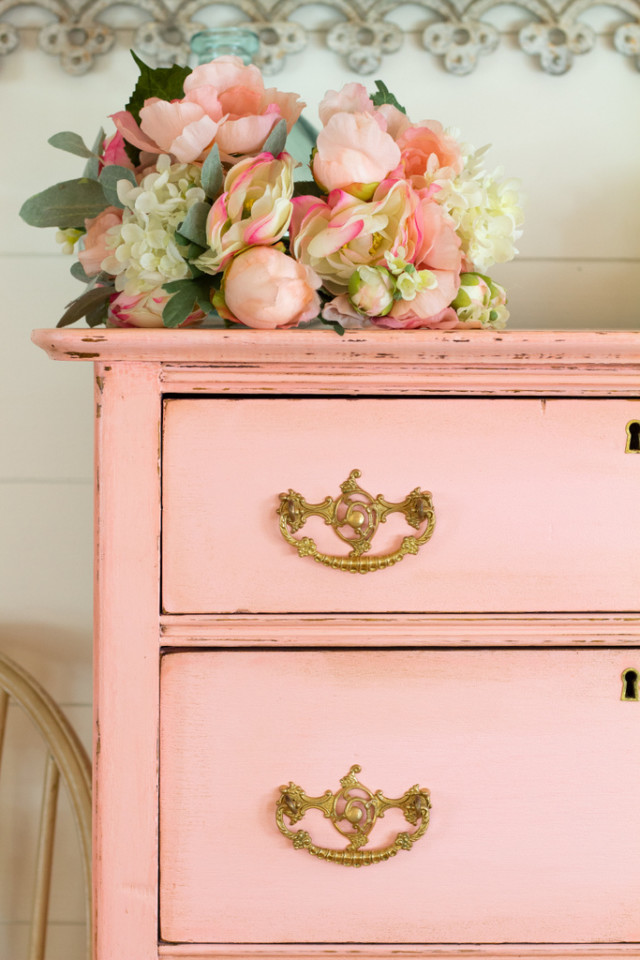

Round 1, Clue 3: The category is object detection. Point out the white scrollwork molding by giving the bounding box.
[0,0,638,75]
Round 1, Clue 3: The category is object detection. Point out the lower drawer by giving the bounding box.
[159,648,640,945]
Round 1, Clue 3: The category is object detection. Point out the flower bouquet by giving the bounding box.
[21,52,523,332]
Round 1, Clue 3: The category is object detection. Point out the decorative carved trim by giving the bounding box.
[1,1,639,75]
[31,329,640,397]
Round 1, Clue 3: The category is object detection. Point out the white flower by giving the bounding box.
[434,144,524,271]
[56,227,83,255]
[103,155,206,295]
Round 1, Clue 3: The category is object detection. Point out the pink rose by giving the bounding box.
[78,206,123,276]
[312,112,401,198]
[108,290,205,328]
[217,246,321,329]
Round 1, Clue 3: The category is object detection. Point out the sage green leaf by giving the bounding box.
[262,118,288,157]
[70,261,92,283]
[162,285,200,328]
[162,278,193,294]
[85,300,109,327]
[48,131,100,160]
[177,201,211,248]
[201,144,224,200]
[126,50,191,123]
[99,164,137,208]
[20,179,108,229]
[370,80,407,115]
[56,285,114,328]
[83,127,106,179]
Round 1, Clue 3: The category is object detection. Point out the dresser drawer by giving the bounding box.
[159,648,640,945]
[162,398,640,613]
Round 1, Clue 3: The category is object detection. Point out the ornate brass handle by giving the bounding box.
[275,765,431,867]
[277,469,435,574]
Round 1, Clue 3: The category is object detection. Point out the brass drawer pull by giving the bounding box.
[275,764,431,867]
[277,469,436,574]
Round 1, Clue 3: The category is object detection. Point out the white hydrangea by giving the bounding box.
[435,143,524,272]
[103,155,205,295]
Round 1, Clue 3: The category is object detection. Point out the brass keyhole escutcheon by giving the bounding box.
[621,668,639,701]
[625,421,640,453]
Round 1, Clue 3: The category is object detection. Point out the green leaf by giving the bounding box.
[70,261,92,283]
[293,179,325,199]
[99,164,137,208]
[177,201,211,248]
[20,179,108,229]
[85,300,109,327]
[318,316,345,336]
[83,127,106,180]
[162,284,201,328]
[56,285,114,328]
[262,118,288,157]
[48,131,100,160]
[126,50,191,124]
[370,80,407,115]
[201,144,224,200]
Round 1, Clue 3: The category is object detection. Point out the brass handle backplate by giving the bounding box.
[277,469,435,574]
[275,765,432,867]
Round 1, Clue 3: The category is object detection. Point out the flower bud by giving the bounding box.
[451,272,509,329]
[348,265,395,316]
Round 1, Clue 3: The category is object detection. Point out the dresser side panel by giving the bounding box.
[94,362,162,960]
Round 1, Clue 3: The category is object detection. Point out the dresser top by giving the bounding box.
[31,328,640,395]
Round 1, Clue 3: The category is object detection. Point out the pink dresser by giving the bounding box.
[33,328,640,960]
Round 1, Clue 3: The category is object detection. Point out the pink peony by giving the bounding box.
[108,289,205,328]
[394,121,463,186]
[322,295,461,330]
[217,246,321,329]
[137,98,220,164]
[312,112,401,198]
[199,152,295,274]
[100,132,134,170]
[112,56,304,166]
[292,180,456,296]
[318,82,376,125]
[78,206,123,276]
[371,305,461,329]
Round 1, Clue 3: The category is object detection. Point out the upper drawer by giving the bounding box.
[161,398,640,614]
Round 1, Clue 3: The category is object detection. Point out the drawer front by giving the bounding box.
[159,648,640,944]
[161,398,640,613]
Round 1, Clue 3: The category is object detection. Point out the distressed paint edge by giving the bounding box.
[159,614,640,647]
[157,944,640,959]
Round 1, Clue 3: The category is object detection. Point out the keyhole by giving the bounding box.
[621,668,639,701]
[626,420,640,453]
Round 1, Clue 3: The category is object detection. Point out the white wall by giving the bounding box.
[0,17,638,957]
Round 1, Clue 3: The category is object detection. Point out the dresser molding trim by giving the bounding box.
[158,945,640,958]
[32,329,640,396]
[160,614,640,647]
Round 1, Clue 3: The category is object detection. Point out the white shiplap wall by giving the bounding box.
[0,20,638,958]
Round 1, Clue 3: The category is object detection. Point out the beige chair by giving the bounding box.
[0,651,91,960]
